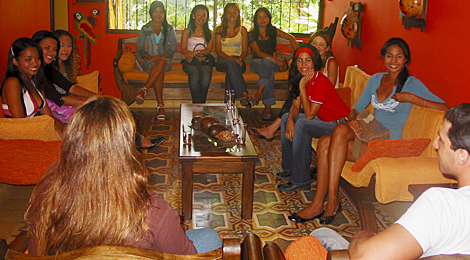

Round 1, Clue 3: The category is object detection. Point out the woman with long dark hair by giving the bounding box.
[1,37,64,136]
[249,7,297,119]
[181,5,214,103]
[135,1,177,121]
[288,38,448,225]
[277,44,350,192]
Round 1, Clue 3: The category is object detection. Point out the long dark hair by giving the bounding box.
[187,5,212,44]
[249,7,277,44]
[3,37,46,93]
[149,1,169,46]
[381,37,411,93]
[216,3,241,38]
[289,44,322,98]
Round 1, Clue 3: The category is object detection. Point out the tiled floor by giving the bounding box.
[0,104,412,251]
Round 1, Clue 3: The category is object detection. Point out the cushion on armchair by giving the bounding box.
[118,52,136,72]
[76,71,100,94]
[285,236,327,260]
[351,138,432,172]
[0,116,61,141]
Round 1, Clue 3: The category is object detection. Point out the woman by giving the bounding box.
[26,96,222,256]
[289,38,448,224]
[135,1,177,121]
[308,29,339,88]
[1,37,64,136]
[252,29,339,139]
[33,30,163,149]
[277,44,350,193]
[32,30,95,122]
[214,3,250,107]
[181,5,214,104]
[249,7,298,120]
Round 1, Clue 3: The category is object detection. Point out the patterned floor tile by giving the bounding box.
[132,106,391,252]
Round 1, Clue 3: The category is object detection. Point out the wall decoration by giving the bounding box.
[399,0,427,32]
[341,2,364,49]
[74,9,100,68]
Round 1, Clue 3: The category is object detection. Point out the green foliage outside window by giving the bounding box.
[108,0,320,34]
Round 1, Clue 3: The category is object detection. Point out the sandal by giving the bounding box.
[157,104,165,121]
[261,113,272,121]
[240,98,252,108]
[135,87,148,104]
[250,95,261,106]
[249,127,274,141]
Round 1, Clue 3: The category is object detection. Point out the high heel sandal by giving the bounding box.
[319,203,342,225]
[135,87,148,104]
[157,104,165,121]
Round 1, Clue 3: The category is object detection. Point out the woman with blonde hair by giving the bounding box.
[26,96,221,256]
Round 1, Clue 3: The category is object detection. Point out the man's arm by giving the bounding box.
[349,224,423,260]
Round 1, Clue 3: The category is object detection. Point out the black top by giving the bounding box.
[44,65,75,106]
[251,30,277,59]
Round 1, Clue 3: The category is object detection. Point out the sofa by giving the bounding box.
[311,66,456,232]
[113,30,295,105]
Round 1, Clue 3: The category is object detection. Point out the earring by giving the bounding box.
[10,47,14,57]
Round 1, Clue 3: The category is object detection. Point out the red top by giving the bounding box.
[305,71,350,122]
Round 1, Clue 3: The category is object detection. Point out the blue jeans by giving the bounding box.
[281,113,338,185]
[310,228,350,251]
[183,63,213,103]
[215,59,247,99]
[250,58,279,106]
[186,228,222,254]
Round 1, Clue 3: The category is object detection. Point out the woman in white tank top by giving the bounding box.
[181,5,214,103]
[309,30,339,88]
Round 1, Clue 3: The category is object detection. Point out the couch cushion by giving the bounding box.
[118,52,136,72]
[76,71,100,94]
[343,66,372,112]
[351,138,431,172]
[0,139,61,185]
[403,105,445,158]
[285,236,327,260]
[0,116,61,141]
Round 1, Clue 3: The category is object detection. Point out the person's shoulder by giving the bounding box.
[3,76,20,86]
[240,26,248,33]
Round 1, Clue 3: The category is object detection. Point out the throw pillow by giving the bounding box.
[0,116,61,141]
[76,71,100,94]
[285,236,327,260]
[118,52,136,72]
[351,138,431,172]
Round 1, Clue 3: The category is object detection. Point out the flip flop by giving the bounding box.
[250,96,260,106]
[249,127,274,141]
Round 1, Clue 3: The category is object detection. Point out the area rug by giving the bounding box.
[134,106,393,252]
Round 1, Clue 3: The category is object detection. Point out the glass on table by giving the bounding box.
[182,123,192,145]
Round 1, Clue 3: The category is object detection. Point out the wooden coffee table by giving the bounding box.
[178,103,259,220]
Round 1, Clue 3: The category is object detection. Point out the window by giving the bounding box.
[107,0,322,34]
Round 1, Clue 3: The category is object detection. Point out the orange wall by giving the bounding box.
[322,0,469,107]
[0,0,50,83]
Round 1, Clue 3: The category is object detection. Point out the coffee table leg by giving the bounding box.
[182,162,193,220]
[241,161,255,219]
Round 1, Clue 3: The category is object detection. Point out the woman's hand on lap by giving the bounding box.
[286,119,295,141]
[347,120,362,136]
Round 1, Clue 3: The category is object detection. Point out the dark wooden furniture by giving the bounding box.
[178,104,259,220]
[408,183,458,201]
[1,231,266,260]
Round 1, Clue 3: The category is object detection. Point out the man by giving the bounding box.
[349,103,470,259]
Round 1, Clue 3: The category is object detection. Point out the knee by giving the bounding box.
[317,135,331,152]
[295,118,309,131]
[332,123,351,139]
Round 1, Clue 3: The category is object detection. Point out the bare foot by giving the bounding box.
[140,137,152,148]
[257,127,275,139]
[324,199,339,216]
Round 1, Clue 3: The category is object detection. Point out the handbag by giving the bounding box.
[352,109,390,160]
[181,43,216,67]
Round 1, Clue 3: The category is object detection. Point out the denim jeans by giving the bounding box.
[186,228,223,254]
[215,59,247,99]
[281,113,338,185]
[310,228,350,251]
[250,58,279,106]
[183,63,213,103]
